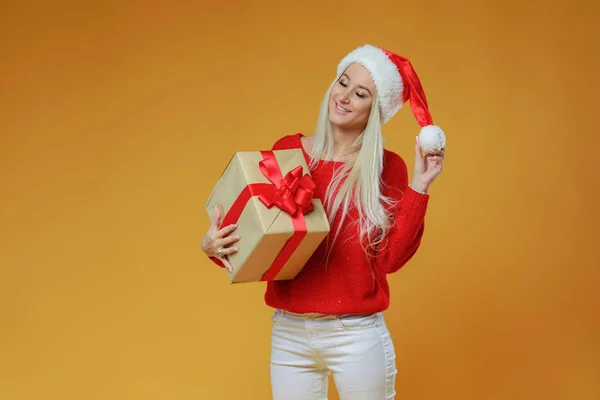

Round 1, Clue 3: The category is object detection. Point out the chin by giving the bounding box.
[328,108,346,126]
[329,114,354,127]
[328,115,345,128]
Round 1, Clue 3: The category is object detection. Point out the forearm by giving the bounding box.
[376,187,429,274]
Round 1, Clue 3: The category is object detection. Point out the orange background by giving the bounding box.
[1,1,599,399]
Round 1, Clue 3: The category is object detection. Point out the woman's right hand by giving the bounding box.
[201,205,240,272]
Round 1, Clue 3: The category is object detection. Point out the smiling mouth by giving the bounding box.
[336,103,351,113]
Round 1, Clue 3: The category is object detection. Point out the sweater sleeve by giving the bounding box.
[271,133,302,150]
[375,152,430,274]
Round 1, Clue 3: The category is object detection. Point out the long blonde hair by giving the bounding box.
[308,72,398,258]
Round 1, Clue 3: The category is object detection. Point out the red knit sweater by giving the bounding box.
[211,133,429,315]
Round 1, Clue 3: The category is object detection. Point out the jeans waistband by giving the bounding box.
[276,309,378,321]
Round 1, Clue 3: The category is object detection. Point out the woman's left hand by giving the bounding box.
[410,136,445,194]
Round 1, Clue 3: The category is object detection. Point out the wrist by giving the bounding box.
[409,182,429,194]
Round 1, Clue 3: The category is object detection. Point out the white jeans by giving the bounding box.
[270,309,398,399]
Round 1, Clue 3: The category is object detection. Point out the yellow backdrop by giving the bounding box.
[1,1,599,399]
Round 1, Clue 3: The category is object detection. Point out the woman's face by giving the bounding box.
[328,62,375,133]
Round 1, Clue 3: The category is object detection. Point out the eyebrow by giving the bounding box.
[342,73,373,96]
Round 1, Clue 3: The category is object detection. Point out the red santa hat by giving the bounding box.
[336,44,446,152]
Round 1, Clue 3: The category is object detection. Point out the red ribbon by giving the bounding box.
[220,151,316,281]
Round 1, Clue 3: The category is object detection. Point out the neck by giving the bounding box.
[330,125,361,159]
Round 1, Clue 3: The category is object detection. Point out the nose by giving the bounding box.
[339,89,351,104]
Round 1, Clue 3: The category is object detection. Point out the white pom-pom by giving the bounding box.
[418,125,446,153]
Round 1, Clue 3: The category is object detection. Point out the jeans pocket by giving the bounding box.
[337,313,380,330]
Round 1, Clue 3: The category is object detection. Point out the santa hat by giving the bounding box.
[336,44,446,152]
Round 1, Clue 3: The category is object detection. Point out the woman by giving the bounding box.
[201,44,446,399]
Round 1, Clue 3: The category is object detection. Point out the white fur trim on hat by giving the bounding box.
[336,44,404,124]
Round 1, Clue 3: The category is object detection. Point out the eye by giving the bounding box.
[356,92,366,99]
[338,80,348,87]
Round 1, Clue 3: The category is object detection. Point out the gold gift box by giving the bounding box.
[205,149,330,283]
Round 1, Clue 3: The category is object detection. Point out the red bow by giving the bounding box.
[257,155,316,216]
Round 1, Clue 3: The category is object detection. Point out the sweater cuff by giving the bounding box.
[404,185,430,207]
[398,185,430,222]
[408,184,429,196]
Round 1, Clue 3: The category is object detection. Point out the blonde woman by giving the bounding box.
[201,44,446,399]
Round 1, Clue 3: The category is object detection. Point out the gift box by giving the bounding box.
[205,149,330,283]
